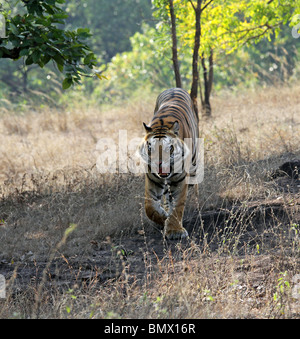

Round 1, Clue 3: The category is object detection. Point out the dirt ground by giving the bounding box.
[1,176,299,315]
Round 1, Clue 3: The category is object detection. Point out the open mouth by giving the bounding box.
[158,162,170,177]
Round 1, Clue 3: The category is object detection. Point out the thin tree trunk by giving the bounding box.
[198,63,204,108]
[190,0,202,121]
[201,50,213,116]
[208,49,213,98]
[168,0,182,88]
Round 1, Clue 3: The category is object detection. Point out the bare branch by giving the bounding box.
[201,0,214,12]
[188,0,196,12]
[236,22,281,47]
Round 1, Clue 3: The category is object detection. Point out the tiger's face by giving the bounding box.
[139,121,190,179]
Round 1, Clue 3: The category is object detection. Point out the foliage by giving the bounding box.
[153,0,300,56]
[213,23,300,90]
[63,0,153,62]
[151,1,300,79]
[0,0,98,89]
[92,25,175,103]
[0,0,299,108]
[92,19,299,104]
[0,0,153,106]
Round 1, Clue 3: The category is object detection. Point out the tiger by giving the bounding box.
[139,88,199,240]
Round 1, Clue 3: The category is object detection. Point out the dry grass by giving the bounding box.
[0,84,299,318]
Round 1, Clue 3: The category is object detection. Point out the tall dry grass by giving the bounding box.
[0,83,299,318]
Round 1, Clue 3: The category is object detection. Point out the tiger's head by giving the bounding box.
[139,120,190,179]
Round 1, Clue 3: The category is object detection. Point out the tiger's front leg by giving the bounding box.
[144,174,168,226]
[164,178,189,240]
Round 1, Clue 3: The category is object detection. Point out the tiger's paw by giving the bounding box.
[164,227,189,240]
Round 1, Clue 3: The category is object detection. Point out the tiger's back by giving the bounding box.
[153,88,198,138]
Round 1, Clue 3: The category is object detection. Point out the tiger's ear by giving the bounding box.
[143,122,152,133]
[170,121,179,135]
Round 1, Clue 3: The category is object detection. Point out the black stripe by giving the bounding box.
[155,105,192,130]
[149,189,162,200]
[146,173,165,189]
[169,173,186,185]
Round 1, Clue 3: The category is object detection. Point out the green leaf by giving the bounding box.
[19,49,30,57]
[57,63,64,73]
[9,23,19,35]
[25,55,33,65]
[62,77,73,90]
[53,13,69,20]
[42,54,51,66]
[94,70,108,80]
[53,54,64,72]
[77,27,91,38]
[77,28,90,35]
[84,53,96,65]
[42,3,55,15]
[31,50,40,63]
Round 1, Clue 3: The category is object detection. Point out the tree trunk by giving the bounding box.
[201,49,213,116]
[190,0,202,121]
[168,0,182,88]
[22,68,28,93]
[208,49,213,97]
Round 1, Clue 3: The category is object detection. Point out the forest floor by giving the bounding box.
[0,84,299,318]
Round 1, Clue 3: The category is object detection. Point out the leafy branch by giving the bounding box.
[0,0,99,89]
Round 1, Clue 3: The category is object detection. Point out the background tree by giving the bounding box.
[0,0,153,106]
[63,0,153,63]
[1,0,299,110]
[168,0,182,88]
[153,0,300,116]
[0,0,99,89]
